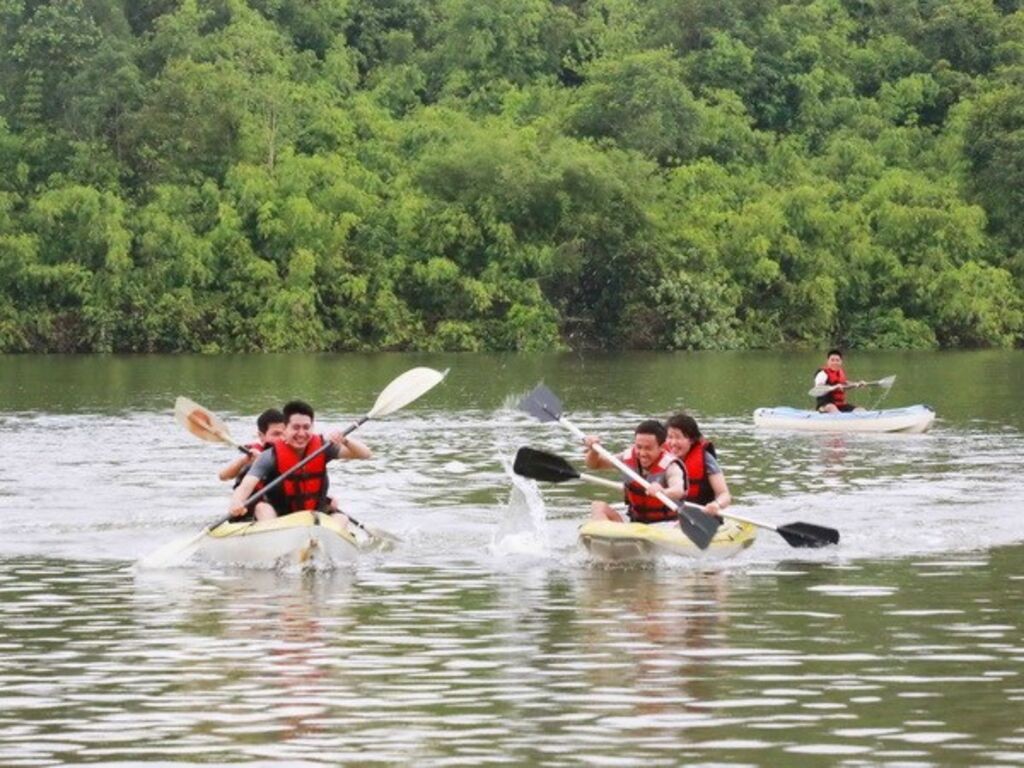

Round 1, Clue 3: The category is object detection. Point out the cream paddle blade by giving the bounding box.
[174,396,236,447]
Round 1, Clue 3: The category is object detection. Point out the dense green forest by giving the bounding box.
[1,0,1023,352]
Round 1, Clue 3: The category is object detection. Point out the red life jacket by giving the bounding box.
[682,438,717,506]
[816,367,847,408]
[621,447,683,524]
[267,435,328,514]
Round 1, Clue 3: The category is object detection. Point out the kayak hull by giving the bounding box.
[197,511,360,568]
[753,404,935,434]
[579,518,756,564]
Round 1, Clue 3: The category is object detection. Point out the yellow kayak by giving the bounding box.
[579,518,756,563]
[198,510,361,568]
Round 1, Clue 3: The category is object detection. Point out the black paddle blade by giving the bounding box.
[678,507,722,550]
[777,522,840,548]
[517,384,563,423]
[512,447,581,483]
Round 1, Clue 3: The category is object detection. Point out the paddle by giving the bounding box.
[137,367,448,568]
[174,396,251,455]
[516,385,721,550]
[513,447,840,549]
[808,375,896,398]
[174,397,402,547]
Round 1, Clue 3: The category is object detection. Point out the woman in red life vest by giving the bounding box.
[228,400,371,525]
[814,348,866,413]
[583,419,685,524]
[665,413,731,519]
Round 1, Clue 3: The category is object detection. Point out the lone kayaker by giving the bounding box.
[228,400,371,524]
[666,413,731,518]
[814,349,865,413]
[583,419,686,524]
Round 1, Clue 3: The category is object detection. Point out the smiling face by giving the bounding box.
[826,352,844,371]
[633,432,663,470]
[260,422,286,443]
[283,413,314,451]
[666,427,692,459]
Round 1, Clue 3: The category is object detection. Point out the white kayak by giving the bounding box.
[197,510,361,568]
[578,518,756,564]
[753,404,935,434]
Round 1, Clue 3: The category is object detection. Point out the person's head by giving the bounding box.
[256,408,286,442]
[825,348,844,370]
[666,413,701,458]
[282,400,315,449]
[633,419,667,469]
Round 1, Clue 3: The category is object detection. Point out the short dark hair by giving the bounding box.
[827,348,843,358]
[666,413,701,441]
[256,408,285,434]
[282,400,315,423]
[635,419,667,444]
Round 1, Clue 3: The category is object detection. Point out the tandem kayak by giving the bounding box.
[578,518,756,564]
[753,404,935,434]
[197,510,361,568]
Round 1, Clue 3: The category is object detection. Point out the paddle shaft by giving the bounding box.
[581,469,728,517]
[581,470,778,532]
[810,376,894,397]
[240,416,368,508]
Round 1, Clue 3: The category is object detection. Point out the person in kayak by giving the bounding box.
[814,349,866,413]
[666,413,731,519]
[228,400,371,524]
[217,408,286,482]
[583,419,686,524]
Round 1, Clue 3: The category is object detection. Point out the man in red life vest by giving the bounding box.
[814,348,866,413]
[583,419,686,524]
[228,400,371,524]
[218,408,286,483]
[666,413,731,519]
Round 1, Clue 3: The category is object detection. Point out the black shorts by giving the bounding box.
[835,403,856,413]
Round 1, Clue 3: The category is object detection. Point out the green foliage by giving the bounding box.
[0,0,1021,352]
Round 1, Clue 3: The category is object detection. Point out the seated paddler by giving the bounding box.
[583,419,686,524]
[228,399,371,525]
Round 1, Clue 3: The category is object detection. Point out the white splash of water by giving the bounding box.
[488,456,551,558]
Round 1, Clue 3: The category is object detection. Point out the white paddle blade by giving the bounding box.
[367,367,448,418]
[174,396,234,445]
[877,375,896,389]
[135,528,207,569]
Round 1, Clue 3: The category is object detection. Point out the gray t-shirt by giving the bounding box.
[704,449,722,476]
[247,439,341,483]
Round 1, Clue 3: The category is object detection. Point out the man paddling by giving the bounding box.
[583,419,686,524]
[218,408,286,483]
[814,349,866,413]
[228,400,371,524]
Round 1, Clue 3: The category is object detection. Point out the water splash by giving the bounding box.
[488,455,551,558]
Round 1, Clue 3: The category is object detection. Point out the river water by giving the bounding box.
[1,351,1022,766]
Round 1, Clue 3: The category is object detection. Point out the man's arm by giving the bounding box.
[582,436,615,470]
[227,450,275,516]
[643,463,684,501]
[229,474,261,517]
[218,453,252,482]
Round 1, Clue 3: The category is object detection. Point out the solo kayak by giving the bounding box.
[197,510,361,568]
[578,518,756,564]
[753,404,935,434]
